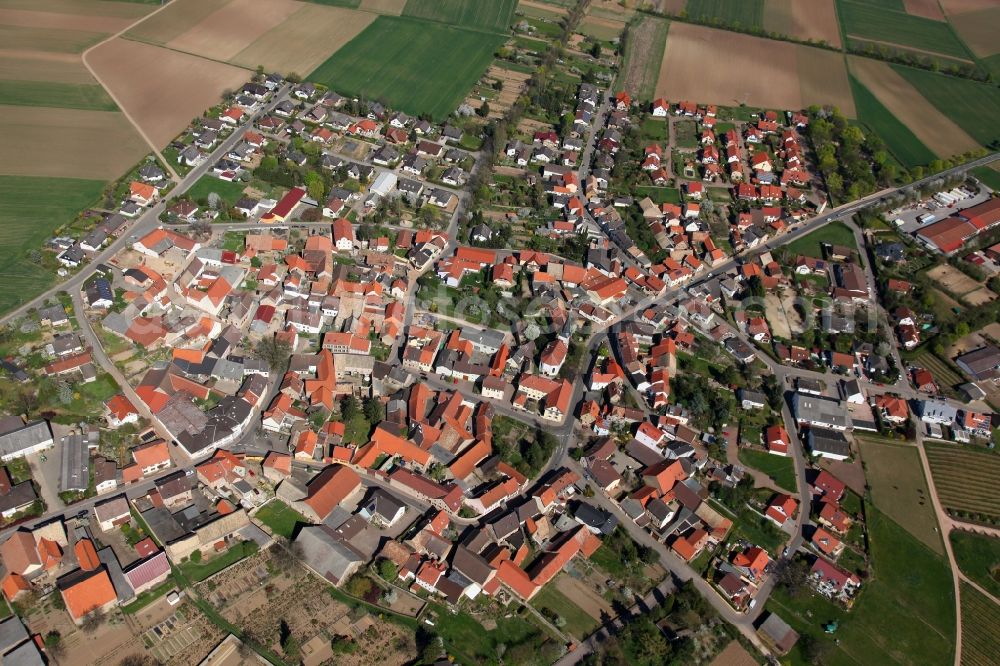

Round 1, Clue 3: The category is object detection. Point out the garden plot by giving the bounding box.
[764,288,805,339]
[926,264,996,306]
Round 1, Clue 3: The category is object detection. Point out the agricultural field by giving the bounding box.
[925,443,1000,522]
[903,0,945,20]
[972,164,1000,192]
[618,15,669,102]
[230,2,375,74]
[0,176,104,314]
[684,0,764,29]
[940,4,1000,59]
[911,349,965,389]
[0,105,147,179]
[949,531,1000,598]
[0,80,116,111]
[88,37,250,148]
[762,0,841,47]
[517,0,566,20]
[401,0,517,33]
[656,23,855,116]
[768,505,955,666]
[891,65,1000,148]
[125,0,235,44]
[847,73,935,168]
[960,583,1000,666]
[783,221,856,259]
[164,0,302,63]
[837,0,973,61]
[858,439,944,555]
[309,16,505,120]
[358,0,408,15]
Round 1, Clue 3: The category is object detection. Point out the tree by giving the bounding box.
[377,558,397,581]
[772,557,810,597]
[341,395,360,421]
[44,631,63,657]
[590,42,602,58]
[189,549,202,563]
[253,336,292,372]
[477,101,490,117]
[363,396,384,423]
[118,656,156,666]
[81,610,103,634]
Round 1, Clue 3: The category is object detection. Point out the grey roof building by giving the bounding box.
[295,525,365,586]
[60,431,94,493]
[0,419,53,462]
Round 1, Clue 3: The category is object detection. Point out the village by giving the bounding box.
[0,6,998,666]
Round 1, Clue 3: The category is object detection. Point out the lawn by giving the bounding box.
[782,221,856,259]
[179,541,259,583]
[531,579,600,640]
[858,439,943,555]
[892,65,1000,148]
[428,602,558,666]
[731,508,785,555]
[737,449,797,492]
[848,74,935,168]
[184,175,247,208]
[121,577,178,614]
[0,176,104,315]
[767,505,954,666]
[960,582,1000,666]
[0,81,117,111]
[402,0,517,33]
[309,16,505,120]
[949,531,1000,599]
[925,443,1000,522]
[254,499,309,539]
[972,165,1000,192]
[836,0,971,60]
[619,14,669,102]
[685,0,764,29]
[634,186,681,205]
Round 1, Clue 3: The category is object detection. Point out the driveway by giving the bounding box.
[25,447,64,513]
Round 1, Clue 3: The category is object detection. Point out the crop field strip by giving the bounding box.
[837,0,974,61]
[945,5,1000,58]
[891,65,1000,148]
[684,0,764,29]
[959,583,1000,666]
[762,0,841,48]
[401,0,517,34]
[618,14,669,102]
[309,15,505,120]
[848,74,934,167]
[847,56,979,160]
[912,350,964,387]
[925,444,1000,518]
[0,80,117,111]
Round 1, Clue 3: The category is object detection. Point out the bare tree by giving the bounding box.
[81,610,103,634]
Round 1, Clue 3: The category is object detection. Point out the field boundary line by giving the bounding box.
[846,35,975,64]
[80,0,186,181]
[116,34,255,72]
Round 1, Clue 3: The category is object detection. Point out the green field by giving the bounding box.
[848,75,935,168]
[185,175,247,207]
[892,65,1000,148]
[619,15,668,102]
[428,601,558,665]
[768,505,955,666]
[179,540,259,583]
[684,0,764,29]
[961,583,1000,666]
[0,81,117,111]
[531,578,600,640]
[0,25,106,53]
[972,165,1000,191]
[950,531,1000,599]
[309,16,504,120]
[402,0,517,33]
[254,500,308,539]
[837,1,972,60]
[925,443,1000,522]
[783,221,857,259]
[0,176,104,315]
[737,449,797,492]
[859,440,943,555]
